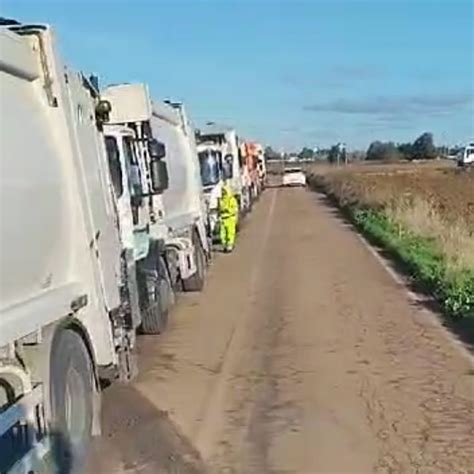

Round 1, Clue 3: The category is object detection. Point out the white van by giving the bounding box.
[457,143,474,167]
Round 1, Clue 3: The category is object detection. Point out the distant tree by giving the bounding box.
[366,141,382,161]
[366,141,402,161]
[397,142,413,160]
[264,146,281,160]
[348,150,366,161]
[366,142,378,160]
[411,132,436,160]
[298,147,314,160]
[326,143,349,164]
[327,145,339,163]
[383,142,402,161]
[313,149,327,161]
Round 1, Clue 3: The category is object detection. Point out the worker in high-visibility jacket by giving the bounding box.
[219,185,239,252]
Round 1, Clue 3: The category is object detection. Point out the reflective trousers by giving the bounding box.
[220,216,237,250]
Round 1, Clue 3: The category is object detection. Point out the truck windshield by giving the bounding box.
[199,151,221,186]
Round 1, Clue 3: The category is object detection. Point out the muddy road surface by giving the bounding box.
[87,187,474,474]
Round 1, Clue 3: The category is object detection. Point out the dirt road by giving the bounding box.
[87,187,474,474]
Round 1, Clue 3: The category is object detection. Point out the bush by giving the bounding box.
[366,141,402,161]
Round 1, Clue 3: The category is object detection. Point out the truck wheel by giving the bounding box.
[50,329,94,473]
[183,232,206,292]
[139,257,173,335]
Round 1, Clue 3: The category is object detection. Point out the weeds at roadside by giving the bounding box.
[352,208,474,318]
[308,172,474,320]
[386,197,474,272]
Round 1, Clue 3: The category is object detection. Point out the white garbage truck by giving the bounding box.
[0,21,140,473]
[196,140,225,238]
[196,124,250,219]
[102,84,209,293]
[102,122,175,336]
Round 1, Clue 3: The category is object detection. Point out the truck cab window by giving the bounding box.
[122,137,138,165]
[105,136,123,198]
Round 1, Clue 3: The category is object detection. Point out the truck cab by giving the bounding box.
[104,125,151,261]
[197,141,230,238]
[102,122,174,335]
[102,83,208,295]
[241,141,264,201]
[197,125,248,216]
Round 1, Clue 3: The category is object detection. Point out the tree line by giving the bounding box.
[264,132,450,163]
[366,132,437,161]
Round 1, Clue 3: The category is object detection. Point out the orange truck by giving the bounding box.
[240,141,265,202]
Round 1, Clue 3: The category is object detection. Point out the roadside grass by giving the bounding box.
[386,197,474,273]
[308,172,474,320]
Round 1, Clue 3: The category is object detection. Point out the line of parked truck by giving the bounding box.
[0,20,266,473]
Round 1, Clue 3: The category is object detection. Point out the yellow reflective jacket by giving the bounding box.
[219,191,238,219]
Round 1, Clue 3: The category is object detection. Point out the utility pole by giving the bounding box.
[342,142,347,165]
[336,142,346,167]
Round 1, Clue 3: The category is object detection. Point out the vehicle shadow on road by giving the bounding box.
[85,384,208,474]
[312,191,474,354]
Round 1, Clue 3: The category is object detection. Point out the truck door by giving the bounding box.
[122,135,150,260]
[64,72,122,310]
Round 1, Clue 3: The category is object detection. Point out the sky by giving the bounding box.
[2,0,473,151]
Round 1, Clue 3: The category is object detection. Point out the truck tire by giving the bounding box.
[139,257,173,335]
[50,329,94,473]
[182,232,206,292]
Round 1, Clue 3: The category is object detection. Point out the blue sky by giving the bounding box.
[2,0,473,150]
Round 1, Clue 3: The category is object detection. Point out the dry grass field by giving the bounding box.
[309,162,474,271]
[307,161,474,319]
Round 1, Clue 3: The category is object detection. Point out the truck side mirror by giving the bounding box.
[150,159,169,194]
[149,139,166,160]
[95,99,112,130]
